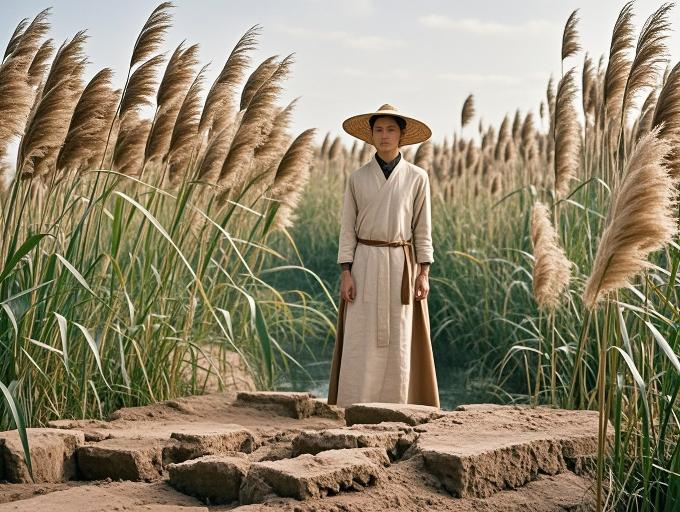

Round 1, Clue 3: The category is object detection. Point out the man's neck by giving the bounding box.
[376,148,400,162]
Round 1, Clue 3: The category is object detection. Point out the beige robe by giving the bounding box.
[327,153,440,409]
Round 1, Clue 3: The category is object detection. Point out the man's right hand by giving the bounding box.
[340,271,356,302]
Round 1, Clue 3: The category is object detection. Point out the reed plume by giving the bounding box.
[18,31,88,178]
[199,25,260,138]
[269,128,316,229]
[581,53,596,121]
[112,113,152,176]
[129,2,173,69]
[461,94,475,128]
[620,3,672,126]
[27,39,54,87]
[57,68,119,174]
[119,54,165,118]
[583,127,677,308]
[531,201,572,310]
[652,61,680,176]
[167,66,206,184]
[602,1,635,134]
[520,112,537,161]
[4,9,50,73]
[561,9,581,61]
[494,116,510,161]
[254,98,298,171]
[240,55,279,110]
[414,141,434,171]
[554,68,580,198]
[635,89,657,141]
[0,57,33,159]
[218,55,293,192]
[145,43,199,165]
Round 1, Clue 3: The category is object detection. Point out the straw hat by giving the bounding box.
[342,103,432,146]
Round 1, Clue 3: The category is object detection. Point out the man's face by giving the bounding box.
[371,117,402,152]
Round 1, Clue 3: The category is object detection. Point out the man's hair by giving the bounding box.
[369,114,406,131]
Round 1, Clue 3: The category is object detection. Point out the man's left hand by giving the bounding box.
[414,273,429,301]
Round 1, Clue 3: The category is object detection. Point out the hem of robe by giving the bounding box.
[327,295,440,409]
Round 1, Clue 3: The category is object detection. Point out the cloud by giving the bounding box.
[419,14,558,36]
[276,26,403,50]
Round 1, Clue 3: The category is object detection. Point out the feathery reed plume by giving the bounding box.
[635,89,657,141]
[520,112,537,161]
[240,55,278,110]
[494,115,510,161]
[0,57,33,159]
[652,60,680,176]
[554,68,580,198]
[167,66,206,184]
[531,202,572,310]
[144,43,199,164]
[4,16,30,60]
[119,54,165,118]
[328,136,342,160]
[546,75,556,133]
[620,3,672,125]
[254,97,297,171]
[197,117,239,183]
[511,109,521,143]
[199,25,260,137]
[602,1,635,132]
[319,132,331,158]
[129,2,173,69]
[583,127,677,308]
[40,30,87,99]
[4,9,50,72]
[504,139,515,163]
[112,112,152,176]
[18,31,88,178]
[581,53,596,120]
[218,55,293,192]
[461,94,475,128]
[561,9,581,61]
[57,68,119,174]
[414,141,434,171]
[27,39,54,87]
[269,128,316,229]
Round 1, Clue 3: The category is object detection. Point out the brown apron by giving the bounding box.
[327,238,440,408]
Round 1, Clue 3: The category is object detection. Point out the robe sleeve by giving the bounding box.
[412,173,434,264]
[337,175,358,264]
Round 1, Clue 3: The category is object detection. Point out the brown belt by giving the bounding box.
[356,237,413,305]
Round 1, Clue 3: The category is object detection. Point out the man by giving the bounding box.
[327,103,440,409]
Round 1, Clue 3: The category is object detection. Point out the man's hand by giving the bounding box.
[340,271,356,302]
[415,273,430,301]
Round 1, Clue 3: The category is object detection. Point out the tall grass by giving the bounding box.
[294,3,680,509]
[0,4,333,431]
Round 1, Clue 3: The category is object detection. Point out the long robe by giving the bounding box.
[327,153,440,409]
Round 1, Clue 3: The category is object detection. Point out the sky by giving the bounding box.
[1,0,679,146]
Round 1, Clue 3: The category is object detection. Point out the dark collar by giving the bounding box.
[375,152,402,174]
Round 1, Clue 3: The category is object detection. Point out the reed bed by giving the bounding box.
[0,3,332,447]
[295,3,680,509]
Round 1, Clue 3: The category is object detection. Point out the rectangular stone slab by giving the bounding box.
[344,403,445,426]
[168,455,250,505]
[0,428,84,483]
[165,425,255,463]
[235,391,316,419]
[291,423,416,459]
[239,447,389,503]
[77,438,166,481]
[415,406,609,498]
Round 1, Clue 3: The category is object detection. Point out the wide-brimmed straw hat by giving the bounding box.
[342,103,432,146]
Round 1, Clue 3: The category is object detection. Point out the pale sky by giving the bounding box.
[1,1,678,146]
